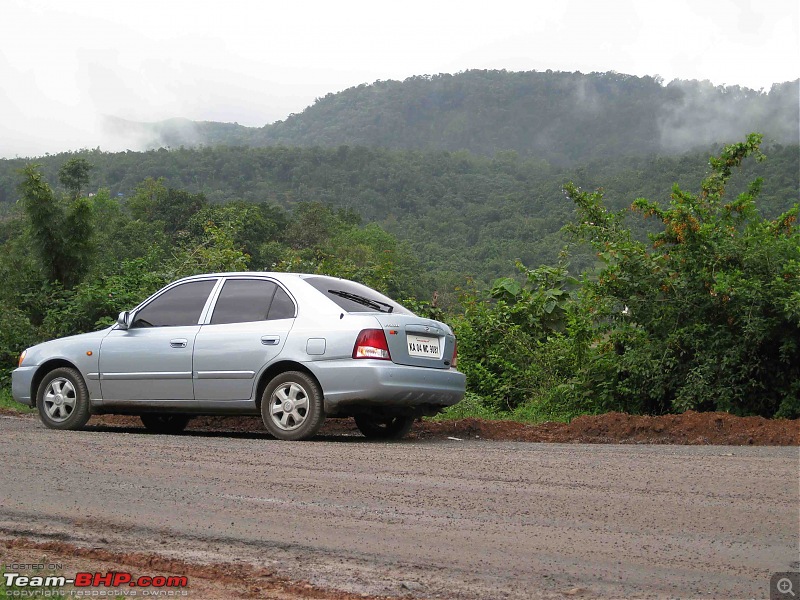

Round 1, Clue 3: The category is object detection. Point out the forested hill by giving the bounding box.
[1,143,796,293]
[107,70,799,165]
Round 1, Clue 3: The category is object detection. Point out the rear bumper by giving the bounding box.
[308,359,466,414]
[11,366,36,407]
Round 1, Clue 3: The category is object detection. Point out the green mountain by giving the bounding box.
[108,70,799,166]
[2,143,796,298]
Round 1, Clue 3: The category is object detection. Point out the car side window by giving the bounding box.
[210,279,277,325]
[268,286,296,320]
[131,280,216,328]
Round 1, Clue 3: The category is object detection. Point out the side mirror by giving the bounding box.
[116,311,131,330]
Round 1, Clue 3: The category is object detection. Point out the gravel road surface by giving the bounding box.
[1,415,797,599]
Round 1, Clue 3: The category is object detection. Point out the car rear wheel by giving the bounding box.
[354,415,414,440]
[261,371,325,441]
[140,414,191,434]
[36,367,91,430]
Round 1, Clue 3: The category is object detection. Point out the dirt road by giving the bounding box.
[1,414,797,599]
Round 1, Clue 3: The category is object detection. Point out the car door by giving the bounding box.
[192,277,296,403]
[98,279,218,404]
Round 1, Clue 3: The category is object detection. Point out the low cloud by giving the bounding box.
[658,79,800,151]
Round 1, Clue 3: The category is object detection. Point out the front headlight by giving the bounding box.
[18,350,27,367]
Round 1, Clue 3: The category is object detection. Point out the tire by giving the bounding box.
[354,414,414,440]
[140,414,191,434]
[261,371,325,441]
[36,367,91,430]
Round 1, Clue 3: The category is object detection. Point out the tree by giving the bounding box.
[126,177,207,236]
[58,157,92,200]
[18,163,94,288]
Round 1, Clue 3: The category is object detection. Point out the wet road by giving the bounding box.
[1,415,797,598]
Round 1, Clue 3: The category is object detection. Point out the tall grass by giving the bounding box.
[431,391,583,424]
[0,387,34,413]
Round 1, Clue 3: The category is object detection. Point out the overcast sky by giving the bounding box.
[1,0,798,158]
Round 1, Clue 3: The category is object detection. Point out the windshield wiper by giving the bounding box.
[328,289,394,313]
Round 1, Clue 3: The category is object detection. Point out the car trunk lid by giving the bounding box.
[371,314,456,370]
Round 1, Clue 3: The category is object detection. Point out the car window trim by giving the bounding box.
[201,276,297,325]
[197,278,226,324]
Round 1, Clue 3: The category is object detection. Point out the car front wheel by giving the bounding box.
[354,415,414,440]
[261,371,325,441]
[36,367,91,430]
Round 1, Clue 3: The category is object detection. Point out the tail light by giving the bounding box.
[353,329,391,360]
[451,340,458,368]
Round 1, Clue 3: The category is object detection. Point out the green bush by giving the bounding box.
[566,134,800,417]
[453,263,587,412]
[0,304,37,386]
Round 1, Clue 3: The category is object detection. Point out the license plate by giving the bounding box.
[407,334,441,358]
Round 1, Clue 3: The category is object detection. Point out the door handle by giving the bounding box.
[261,335,280,346]
[170,338,188,348]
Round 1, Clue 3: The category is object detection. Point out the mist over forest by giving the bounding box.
[98,70,799,165]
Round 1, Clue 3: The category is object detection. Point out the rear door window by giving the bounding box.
[210,279,277,325]
[209,279,296,324]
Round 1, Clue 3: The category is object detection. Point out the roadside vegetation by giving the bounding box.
[451,135,799,420]
[0,387,33,413]
[0,135,797,421]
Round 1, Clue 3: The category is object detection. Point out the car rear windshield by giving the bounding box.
[304,276,413,315]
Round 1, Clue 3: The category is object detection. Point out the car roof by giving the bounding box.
[173,272,346,283]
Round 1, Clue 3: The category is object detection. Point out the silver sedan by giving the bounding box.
[12,273,465,440]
